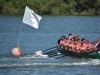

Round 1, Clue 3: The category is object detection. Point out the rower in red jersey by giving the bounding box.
[80,42,87,53]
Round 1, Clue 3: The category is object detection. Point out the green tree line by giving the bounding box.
[0,0,100,15]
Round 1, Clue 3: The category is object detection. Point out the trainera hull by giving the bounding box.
[58,48,100,59]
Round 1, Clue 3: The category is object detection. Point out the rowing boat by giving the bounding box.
[41,37,100,59]
[57,48,100,59]
[42,46,100,59]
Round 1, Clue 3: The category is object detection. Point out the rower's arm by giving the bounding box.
[74,33,80,38]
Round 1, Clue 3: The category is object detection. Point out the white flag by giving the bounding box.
[22,6,42,29]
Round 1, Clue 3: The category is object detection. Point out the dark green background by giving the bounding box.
[0,0,100,15]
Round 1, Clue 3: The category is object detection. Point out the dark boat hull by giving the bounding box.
[58,48,100,59]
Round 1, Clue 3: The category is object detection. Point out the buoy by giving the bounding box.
[12,47,22,56]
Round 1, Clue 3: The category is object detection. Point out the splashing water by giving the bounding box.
[0,54,100,68]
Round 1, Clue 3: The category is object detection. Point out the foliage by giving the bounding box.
[0,0,100,15]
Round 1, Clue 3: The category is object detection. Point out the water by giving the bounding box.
[0,15,100,75]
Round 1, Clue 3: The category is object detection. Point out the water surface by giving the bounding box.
[0,15,100,75]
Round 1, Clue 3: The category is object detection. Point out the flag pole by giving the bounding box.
[12,22,23,57]
[17,22,23,47]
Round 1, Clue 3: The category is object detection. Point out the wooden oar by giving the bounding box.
[55,55,66,59]
[43,48,63,57]
[48,52,62,58]
[43,47,61,54]
[42,46,66,59]
[43,49,58,54]
[42,46,57,53]
[47,49,67,59]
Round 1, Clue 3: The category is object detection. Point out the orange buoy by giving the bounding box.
[12,47,22,56]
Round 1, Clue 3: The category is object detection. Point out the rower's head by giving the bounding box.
[68,33,72,36]
[91,41,95,44]
[81,38,85,43]
[74,41,77,45]
[61,35,65,39]
[85,39,89,44]
[77,38,80,42]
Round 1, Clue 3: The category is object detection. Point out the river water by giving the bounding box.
[0,15,100,75]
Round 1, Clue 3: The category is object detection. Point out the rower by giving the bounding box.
[57,36,66,48]
[80,42,87,53]
[68,33,80,41]
[94,38,100,50]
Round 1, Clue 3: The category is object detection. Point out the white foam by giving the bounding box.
[0,59,100,68]
[86,59,100,65]
[19,54,48,60]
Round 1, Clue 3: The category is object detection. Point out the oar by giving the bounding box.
[44,49,62,57]
[43,47,60,55]
[44,49,58,54]
[42,46,57,53]
[48,52,66,59]
[55,55,66,59]
[42,46,66,59]
[48,52,62,58]
[48,49,67,59]
[55,50,67,59]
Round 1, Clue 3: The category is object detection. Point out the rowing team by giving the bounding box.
[57,34,100,53]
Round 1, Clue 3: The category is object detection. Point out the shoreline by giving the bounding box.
[0,13,100,16]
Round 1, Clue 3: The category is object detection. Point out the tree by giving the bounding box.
[0,0,100,15]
